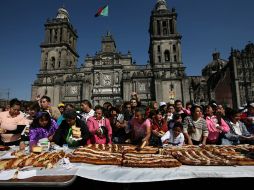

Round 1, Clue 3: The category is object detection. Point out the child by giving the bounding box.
[161,122,184,146]
[29,111,58,149]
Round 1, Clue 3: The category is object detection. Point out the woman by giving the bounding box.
[29,111,58,149]
[53,110,90,147]
[182,105,208,145]
[86,105,112,144]
[0,98,29,146]
[129,108,151,146]
[205,104,229,144]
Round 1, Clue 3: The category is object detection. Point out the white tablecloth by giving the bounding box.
[74,164,254,183]
[1,162,254,182]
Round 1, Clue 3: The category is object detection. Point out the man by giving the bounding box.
[40,96,61,121]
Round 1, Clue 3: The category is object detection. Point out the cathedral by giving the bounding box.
[31,0,193,106]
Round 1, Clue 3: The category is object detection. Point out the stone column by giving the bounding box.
[52,85,60,106]
[178,43,182,62]
[155,79,163,102]
[51,29,55,43]
[57,28,61,43]
[63,28,67,42]
[160,21,163,36]
[45,29,50,43]
[173,17,177,33]
[233,58,241,109]
[123,80,132,101]
[153,20,157,36]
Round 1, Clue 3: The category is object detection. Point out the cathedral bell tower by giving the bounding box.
[40,7,79,71]
[149,0,189,103]
[32,7,79,105]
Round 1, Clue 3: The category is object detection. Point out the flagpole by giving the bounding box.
[106,3,110,37]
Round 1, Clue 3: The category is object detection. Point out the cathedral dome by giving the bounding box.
[202,52,227,77]
[56,7,70,21]
[155,0,168,11]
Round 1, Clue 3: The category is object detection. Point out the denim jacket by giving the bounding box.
[222,120,250,145]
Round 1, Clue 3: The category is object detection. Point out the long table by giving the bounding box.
[1,163,254,186]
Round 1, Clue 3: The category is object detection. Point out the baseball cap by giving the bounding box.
[160,102,167,107]
[58,103,65,108]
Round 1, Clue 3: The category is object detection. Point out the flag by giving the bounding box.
[95,5,109,17]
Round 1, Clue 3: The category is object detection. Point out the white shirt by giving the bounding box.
[81,109,95,122]
[230,121,242,135]
[161,130,185,146]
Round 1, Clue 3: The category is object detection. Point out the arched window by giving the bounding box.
[164,50,170,62]
[157,45,161,52]
[58,52,61,69]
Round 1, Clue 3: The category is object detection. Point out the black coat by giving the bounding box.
[53,117,91,147]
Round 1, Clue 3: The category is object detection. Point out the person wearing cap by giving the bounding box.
[58,103,65,115]
[159,102,167,114]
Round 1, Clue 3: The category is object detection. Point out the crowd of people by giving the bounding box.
[0,92,254,151]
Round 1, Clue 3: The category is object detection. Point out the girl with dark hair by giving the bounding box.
[86,105,112,144]
[150,109,168,146]
[129,108,151,146]
[161,122,185,146]
[168,113,182,130]
[29,111,58,149]
[204,104,229,144]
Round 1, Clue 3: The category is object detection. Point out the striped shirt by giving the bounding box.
[183,116,208,142]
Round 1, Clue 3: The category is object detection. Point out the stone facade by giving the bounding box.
[200,43,254,109]
[31,0,193,106]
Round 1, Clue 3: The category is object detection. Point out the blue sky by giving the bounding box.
[0,0,254,100]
